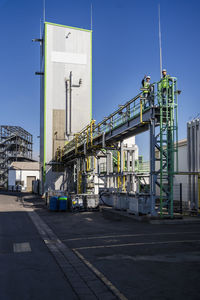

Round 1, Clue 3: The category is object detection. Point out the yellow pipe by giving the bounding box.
[140,99,149,124]
[90,121,93,146]
[123,151,126,172]
[122,151,126,191]
[87,128,89,148]
[117,151,120,173]
[75,134,79,154]
[117,176,121,189]
[86,157,91,172]
[117,151,120,188]
[140,99,143,123]
[78,171,82,194]
[90,120,95,147]
[122,175,126,192]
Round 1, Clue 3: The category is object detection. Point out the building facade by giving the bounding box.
[8,162,40,192]
[40,22,92,192]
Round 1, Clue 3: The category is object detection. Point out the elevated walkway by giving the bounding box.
[62,95,156,162]
[54,77,179,217]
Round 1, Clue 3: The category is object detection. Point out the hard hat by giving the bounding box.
[162,69,167,72]
[146,75,151,79]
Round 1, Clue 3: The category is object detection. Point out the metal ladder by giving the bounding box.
[156,77,178,217]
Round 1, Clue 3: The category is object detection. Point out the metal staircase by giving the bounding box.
[155,77,178,216]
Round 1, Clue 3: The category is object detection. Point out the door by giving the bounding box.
[27,176,36,192]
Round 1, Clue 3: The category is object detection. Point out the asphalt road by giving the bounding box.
[1,192,200,300]
[0,193,77,300]
[37,205,200,300]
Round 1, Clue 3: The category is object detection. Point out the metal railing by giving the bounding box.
[61,88,155,159]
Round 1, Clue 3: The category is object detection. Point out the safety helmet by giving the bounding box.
[146,75,151,79]
[162,69,167,72]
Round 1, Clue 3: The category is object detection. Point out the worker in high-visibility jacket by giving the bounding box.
[160,69,171,104]
[141,75,151,108]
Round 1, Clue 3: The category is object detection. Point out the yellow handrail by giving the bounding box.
[140,99,149,124]
[75,134,79,154]
[117,151,121,188]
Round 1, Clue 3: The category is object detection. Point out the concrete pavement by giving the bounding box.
[35,197,200,300]
[0,193,77,300]
[1,192,200,300]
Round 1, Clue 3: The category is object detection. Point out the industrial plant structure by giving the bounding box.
[0,125,33,188]
[36,21,199,218]
[54,78,179,217]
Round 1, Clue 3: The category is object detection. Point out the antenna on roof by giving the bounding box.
[43,0,46,23]
[40,18,42,39]
[158,3,163,78]
[91,3,93,31]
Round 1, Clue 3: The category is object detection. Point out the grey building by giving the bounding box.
[39,22,92,192]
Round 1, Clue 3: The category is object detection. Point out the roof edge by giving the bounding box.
[45,22,92,32]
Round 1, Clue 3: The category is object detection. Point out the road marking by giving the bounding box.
[13,242,31,253]
[73,249,128,300]
[74,239,200,250]
[28,210,118,299]
[85,217,93,221]
[96,252,200,263]
[61,231,200,242]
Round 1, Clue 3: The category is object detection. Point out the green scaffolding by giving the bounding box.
[157,77,178,217]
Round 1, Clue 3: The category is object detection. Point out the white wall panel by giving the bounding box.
[43,23,91,163]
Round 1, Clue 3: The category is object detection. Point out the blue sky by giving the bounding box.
[0,0,199,160]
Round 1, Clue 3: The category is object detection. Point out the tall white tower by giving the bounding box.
[40,22,92,191]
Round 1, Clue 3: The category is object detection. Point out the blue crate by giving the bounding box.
[49,196,58,211]
[58,196,68,211]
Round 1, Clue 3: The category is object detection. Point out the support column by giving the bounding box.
[106,151,110,189]
[120,142,123,172]
[131,149,136,192]
[127,151,130,172]
[120,142,124,187]
[150,116,157,216]
[76,158,81,194]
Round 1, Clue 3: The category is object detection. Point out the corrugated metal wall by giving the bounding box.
[187,119,200,210]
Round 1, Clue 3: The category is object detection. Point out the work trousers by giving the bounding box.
[143,93,150,109]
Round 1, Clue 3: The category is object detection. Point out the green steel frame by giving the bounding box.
[156,77,178,217]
